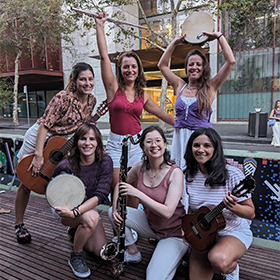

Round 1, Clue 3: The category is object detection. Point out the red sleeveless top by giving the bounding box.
[108,88,144,135]
[137,163,185,238]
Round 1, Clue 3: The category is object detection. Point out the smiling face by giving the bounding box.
[192,134,214,172]
[77,128,97,161]
[120,56,139,84]
[186,54,203,81]
[75,70,94,96]
[143,130,167,159]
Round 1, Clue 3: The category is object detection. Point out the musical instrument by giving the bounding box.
[45,174,85,209]
[182,176,255,251]
[16,100,108,195]
[100,134,141,278]
[180,11,215,44]
[71,7,148,30]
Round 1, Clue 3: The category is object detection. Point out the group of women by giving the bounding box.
[14,11,256,280]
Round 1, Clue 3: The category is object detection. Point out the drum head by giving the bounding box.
[46,174,85,209]
[180,11,214,44]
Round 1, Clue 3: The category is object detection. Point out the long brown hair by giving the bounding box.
[69,123,104,173]
[116,51,146,98]
[274,100,280,109]
[185,50,215,117]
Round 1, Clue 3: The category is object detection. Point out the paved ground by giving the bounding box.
[0,117,278,154]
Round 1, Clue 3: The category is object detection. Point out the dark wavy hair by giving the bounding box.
[116,51,146,98]
[185,50,214,117]
[139,125,173,170]
[184,127,227,186]
[274,100,280,109]
[69,123,104,173]
[65,62,95,92]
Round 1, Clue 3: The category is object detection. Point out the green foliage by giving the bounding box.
[0,78,13,110]
[217,0,275,50]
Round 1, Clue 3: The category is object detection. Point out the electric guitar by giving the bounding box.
[182,176,255,251]
[16,100,108,195]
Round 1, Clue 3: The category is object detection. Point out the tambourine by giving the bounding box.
[180,11,215,44]
[45,174,86,209]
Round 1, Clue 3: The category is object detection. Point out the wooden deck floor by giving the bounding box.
[0,190,279,280]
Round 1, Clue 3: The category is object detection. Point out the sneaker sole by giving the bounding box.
[68,260,91,278]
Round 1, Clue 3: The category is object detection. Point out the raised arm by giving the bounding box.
[143,92,175,126]
[157,35,187,93]
[95,12,118,102]
[206,31,236,92]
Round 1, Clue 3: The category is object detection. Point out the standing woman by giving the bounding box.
[14,62,96,244]
[108,126,189,280]
[269,100,280,147]
[183,127,255,280]
[158,32,236,171]
[95,12,175,206]
[51,123,113,278]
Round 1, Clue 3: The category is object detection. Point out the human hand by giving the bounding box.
[119,182,139,198]
[28,154,44,177]
[95,11,107,24]
[203,31,222,42]
[223,191,238,209]
[172,34,188,45]
[181,229,189,246]
[54,207,73,218]
[112,209,123,227]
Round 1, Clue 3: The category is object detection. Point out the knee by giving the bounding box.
[208,251,231,274]
[82,210,100,230]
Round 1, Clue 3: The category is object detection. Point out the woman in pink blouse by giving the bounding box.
[14,62,96,244]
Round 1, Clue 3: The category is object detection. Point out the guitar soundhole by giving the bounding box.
[49,150,64,164]
[198,213,211,231]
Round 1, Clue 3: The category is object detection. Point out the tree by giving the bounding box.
[65,0,217,129]
[0,0,77,125]
[218,0,276,50]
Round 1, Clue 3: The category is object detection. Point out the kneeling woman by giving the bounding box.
[183,127,255,280]
[51,123,113,278]
[109,125,189,280]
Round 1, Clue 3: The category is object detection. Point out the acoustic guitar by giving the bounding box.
[16,100,108,195]
[182,176,255,251]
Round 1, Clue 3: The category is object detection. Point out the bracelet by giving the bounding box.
[72,207,81,218]
[217,34,223,40]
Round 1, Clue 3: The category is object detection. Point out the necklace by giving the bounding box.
[186,84,198,91]
[149,168,161,179]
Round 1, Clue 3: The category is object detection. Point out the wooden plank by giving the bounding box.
[0,190,279,280]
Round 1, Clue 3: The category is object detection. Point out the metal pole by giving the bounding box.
[24,85,30,127]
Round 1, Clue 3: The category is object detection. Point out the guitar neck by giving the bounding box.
[204,201,226,224]
[90,112,101,123]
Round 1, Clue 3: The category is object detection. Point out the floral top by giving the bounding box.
[37,90,96,135]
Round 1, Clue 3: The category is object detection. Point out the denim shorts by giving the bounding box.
[105,131,143,168]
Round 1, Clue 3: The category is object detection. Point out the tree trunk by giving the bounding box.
[13,49,22,126]
[159,76,168,131]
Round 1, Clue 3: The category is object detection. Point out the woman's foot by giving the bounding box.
[15,223,31,244]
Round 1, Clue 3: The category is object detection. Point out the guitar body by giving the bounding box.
[16,136,68,194]
[182,206,226,251]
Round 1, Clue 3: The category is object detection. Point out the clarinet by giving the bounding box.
[100,134,141,278]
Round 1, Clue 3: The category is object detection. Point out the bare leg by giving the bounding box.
[189,248,213,280]
[15,183,31,225]
[208,235,246,274]
[62,209,101,254]
[84,220,107,256]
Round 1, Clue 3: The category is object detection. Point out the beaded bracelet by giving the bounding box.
[72,207,81,218]
[217,34,223,40]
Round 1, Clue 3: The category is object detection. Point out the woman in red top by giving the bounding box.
[95,12,175,207]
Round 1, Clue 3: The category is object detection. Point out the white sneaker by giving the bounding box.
[124,250,142,263]
[222,264,239,280]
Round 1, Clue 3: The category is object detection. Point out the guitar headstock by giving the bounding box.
[96,100,108,117]
[231,175,256,198]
